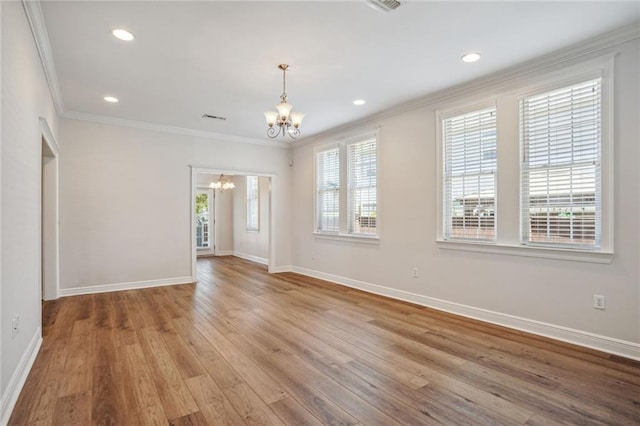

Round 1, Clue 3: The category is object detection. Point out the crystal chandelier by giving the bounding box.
[209,174,235,190]
[264,64,305,139]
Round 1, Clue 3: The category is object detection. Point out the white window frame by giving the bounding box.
[440,104,498,242]
[314,131,380,243]
[436,56,613,263]
[246,175,260,231]
[520,78,602,250]
[315,144,341,234]
[347,135,378,237]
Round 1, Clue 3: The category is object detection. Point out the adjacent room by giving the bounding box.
[2,0,640,424]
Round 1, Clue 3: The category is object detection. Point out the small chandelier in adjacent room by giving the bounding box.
[264,64,305,139]
[209,174,235,190]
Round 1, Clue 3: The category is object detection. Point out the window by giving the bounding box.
[520,79,601,249]
[246,175,259,231]
[316,147,340,232]
[348,137,377,235]
[195,190,211,248]
[437,59,612,262]
[442,107,497,241]
[315,132,378,238]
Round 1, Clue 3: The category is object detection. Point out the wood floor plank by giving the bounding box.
[110,292,138,347]
[222,382,287,426]
[137,327,200,420]
[185,374,246,426]
[172,317,244,389]
[269,396,324,426]
[9,256,640,425]
[120,343,168,426]
[58,319,94,397]
[160,329,206,379]
[91,364,125,425]
[52,391,91,426]
[168,410,209,426]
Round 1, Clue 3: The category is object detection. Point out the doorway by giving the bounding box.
[190,167,276,280]
[40,119,60,301]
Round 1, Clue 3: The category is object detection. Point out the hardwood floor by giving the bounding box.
[9,256,640,425]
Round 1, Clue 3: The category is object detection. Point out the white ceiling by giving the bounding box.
[40,1,639,143]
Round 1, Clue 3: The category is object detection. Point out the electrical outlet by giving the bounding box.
[12,316,20,339]
[412,267,419,278]
[593,294,606,310]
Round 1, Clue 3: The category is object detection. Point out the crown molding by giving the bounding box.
[22,0,64,115]
[296,21,640,148]
[23,0,638,150]
[62,111,290,148]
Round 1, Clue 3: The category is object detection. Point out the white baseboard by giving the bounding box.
[269,265,293,273]
[214,250,233,256]
[0,327,43,425]
[59,276,194,297]
[291,266,640,361]
[233,251,268,265]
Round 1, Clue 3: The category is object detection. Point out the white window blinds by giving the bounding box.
[520,79,601,248]
[443,107,497,241]
[316,147,340,232]
[246,175,259,231]
[347,137,377,235]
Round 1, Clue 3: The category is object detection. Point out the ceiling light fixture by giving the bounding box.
[353,99,366,106]
[265,64,304,140]
[209,174,235,191]
[104,96,119,103]
[112,29,135,41]
[461,52,481,63]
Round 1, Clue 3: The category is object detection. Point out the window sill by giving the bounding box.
[436,239,613,263]
[314,232,380,244]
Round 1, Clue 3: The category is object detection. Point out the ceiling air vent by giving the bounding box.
[366,0,401,12]
[202,114,227,121]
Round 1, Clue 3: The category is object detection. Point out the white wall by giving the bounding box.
[215,187,234,254]
[233,175,270,262]
[59,118,291,291]
[1,0,58,415]
[292,37,640,352]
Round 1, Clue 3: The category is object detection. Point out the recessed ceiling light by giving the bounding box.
[112,29,134,41]
[353,99,366,106]
[104,96,119,103]
[461,52,481,63]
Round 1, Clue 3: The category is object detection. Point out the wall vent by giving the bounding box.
[366,0,401,12]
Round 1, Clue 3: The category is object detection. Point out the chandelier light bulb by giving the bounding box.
[290,112,305,128]
[264,111,278,127]
[276,102,293,120]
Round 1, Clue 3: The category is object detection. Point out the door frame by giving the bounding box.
[40,117,60,300]
[190,166,277,280]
